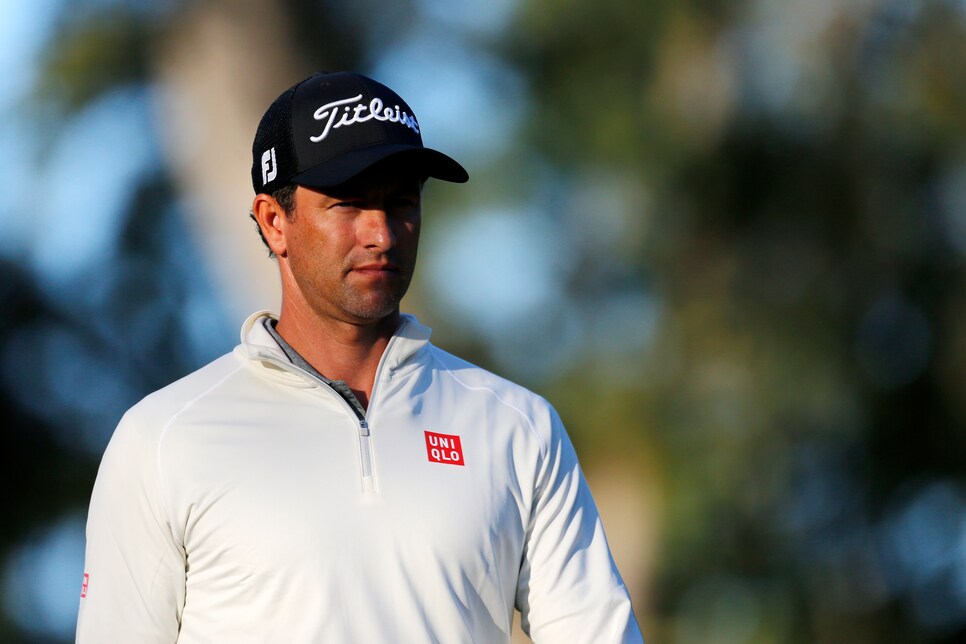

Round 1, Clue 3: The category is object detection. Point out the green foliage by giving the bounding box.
[6,0,966,640]
[38,12,155,111]
[502,0,966,640]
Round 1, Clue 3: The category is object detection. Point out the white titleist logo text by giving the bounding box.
[309,94,420,143]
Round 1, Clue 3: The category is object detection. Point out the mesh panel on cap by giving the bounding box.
[251,85,298,193]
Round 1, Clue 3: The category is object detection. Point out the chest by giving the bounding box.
[161,384,539,597]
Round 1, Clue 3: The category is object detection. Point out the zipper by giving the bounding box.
[253,347,394,494]
[358,419,375,493]
[355,333,399,493]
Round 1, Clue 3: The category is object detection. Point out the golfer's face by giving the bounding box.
[281,165,422,324]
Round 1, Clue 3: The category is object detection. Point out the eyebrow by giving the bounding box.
[325,180,422,199]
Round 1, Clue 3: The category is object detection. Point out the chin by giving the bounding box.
[344,299,403,322]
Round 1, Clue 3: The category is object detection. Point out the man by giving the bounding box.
[77,71,643,643]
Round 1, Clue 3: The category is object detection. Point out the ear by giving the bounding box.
[252,193,290,258]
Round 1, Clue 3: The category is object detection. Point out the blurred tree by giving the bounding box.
[504,0,966,641]
[0,0,367,640]
[7,0,966,642]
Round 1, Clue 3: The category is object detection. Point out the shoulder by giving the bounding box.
[114,351,247,445]
[424,343,561,445]
[426,343,548,406]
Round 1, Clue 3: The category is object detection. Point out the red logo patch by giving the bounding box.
[425,431,464,466]
[81,573,89,598]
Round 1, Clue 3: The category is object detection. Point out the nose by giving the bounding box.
[357,207,396,251]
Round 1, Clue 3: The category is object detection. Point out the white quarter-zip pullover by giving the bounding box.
[77,312,643,643]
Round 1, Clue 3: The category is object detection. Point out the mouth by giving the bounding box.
[350,263,400,277]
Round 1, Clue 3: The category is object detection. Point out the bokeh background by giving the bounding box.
[2,0,966,641]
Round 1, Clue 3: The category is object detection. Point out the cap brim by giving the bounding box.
[290,144,468,189]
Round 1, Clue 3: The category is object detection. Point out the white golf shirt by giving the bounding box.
[77,312,643,643]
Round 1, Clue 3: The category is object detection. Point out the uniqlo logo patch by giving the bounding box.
[80,573,89,598]
[425,431,464,466]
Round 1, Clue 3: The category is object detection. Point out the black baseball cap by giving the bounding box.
[251,71,468,194]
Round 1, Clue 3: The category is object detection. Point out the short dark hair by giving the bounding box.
[251,183,297,258]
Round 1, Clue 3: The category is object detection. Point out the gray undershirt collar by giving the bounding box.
[263,318,368,419]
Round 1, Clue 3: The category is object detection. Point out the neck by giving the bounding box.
[274,301,400,408]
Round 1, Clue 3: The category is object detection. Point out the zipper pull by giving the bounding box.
[358,419,375,493]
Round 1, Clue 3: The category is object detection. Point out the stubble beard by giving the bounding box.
[337,278,410,321]
[335,252,415,322]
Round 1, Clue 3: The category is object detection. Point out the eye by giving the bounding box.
[332,200,362,210]
[389,194,420,210]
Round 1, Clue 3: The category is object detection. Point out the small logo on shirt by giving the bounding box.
[80,572,89,598]
[425,431,464,466]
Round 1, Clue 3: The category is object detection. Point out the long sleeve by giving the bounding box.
[76,412,186,643]
[515,409,644,643]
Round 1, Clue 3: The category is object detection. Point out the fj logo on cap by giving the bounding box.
[261,147,278,186]
[425,431,464,466]
[310,94,420,143]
